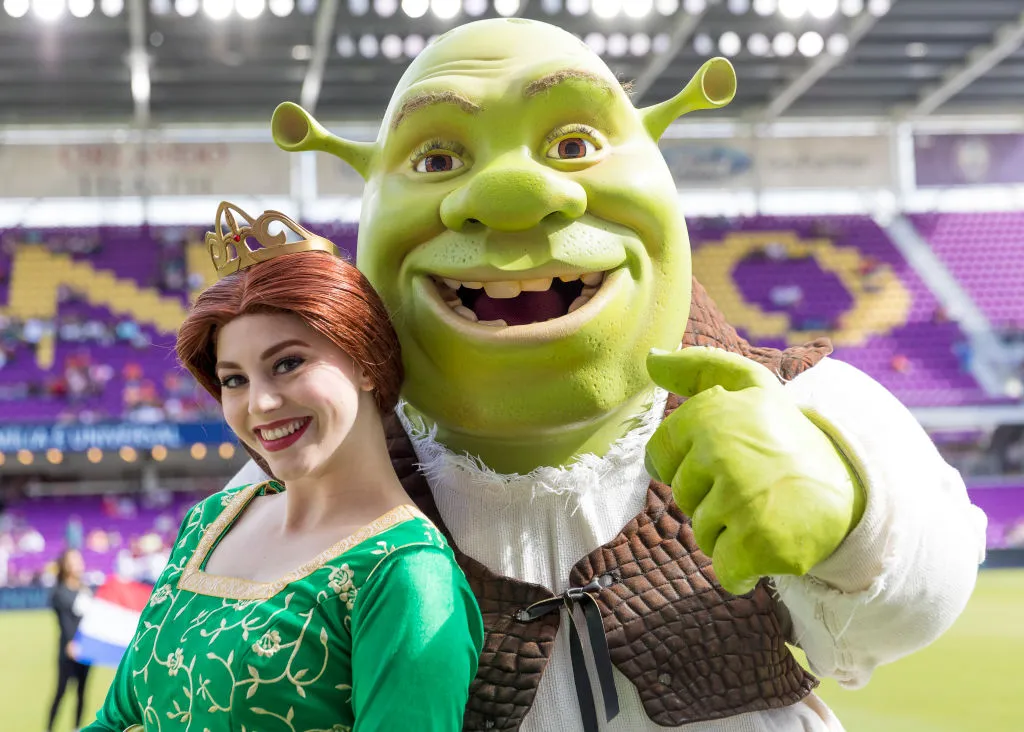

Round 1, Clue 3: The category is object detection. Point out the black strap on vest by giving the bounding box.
[516,576,619,732]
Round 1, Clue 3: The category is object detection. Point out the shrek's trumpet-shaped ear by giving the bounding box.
[271,102,376,180]
[640,57,737,141]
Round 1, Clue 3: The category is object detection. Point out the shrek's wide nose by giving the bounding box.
[440,163,587,232]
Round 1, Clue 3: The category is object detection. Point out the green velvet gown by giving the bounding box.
[83,481,483,732]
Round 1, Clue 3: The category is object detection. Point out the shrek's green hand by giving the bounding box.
[644,347,866,595]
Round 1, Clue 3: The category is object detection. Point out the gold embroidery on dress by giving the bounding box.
[177,483,429,600]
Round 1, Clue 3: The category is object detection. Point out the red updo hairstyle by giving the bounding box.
[176,251,403,415]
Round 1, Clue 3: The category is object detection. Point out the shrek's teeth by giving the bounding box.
[478,319,509,327]
[485,281,520,299]
[453,305,478,322]
[521,277,553,291]
[436,272,606,294]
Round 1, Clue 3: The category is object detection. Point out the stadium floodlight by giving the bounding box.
[296,0,315,11]
[381,33,403,59]
[336,33,356,56]
[718,31,741,57]
[237,0,265,18]
[727,0,748,14]
[131,65,151,103]
[292,43,312,59]
[269,0,293,15]
[839,0,861,15]
[348,0,367,13]
[772,31,796,56]
[373,0,396,16]
[202,0,232,18]
[539,0,560,13]
[175,0,198,14]
[629,32,650,56]
[430,0,458,19]
[100,0,122,14]
[584,32,606,55]
[778,0,804,18]
[747,31,770,56]
[463,0,486,15]
[693,32,713,55]
[807,0,836,18]
[654,0,677,14]
[826,33,849,55]
[652,32,670,53]
[401,0,427,17]
[752,0,774,15]
[359,33,379,57]
[682,0,704,13]
[150,0,171,13]
[866,0,888,16]
[31,0,65,21]
[404,33,425,57]
[606,32,628,57]
[798,30,824,56]
[493,0,518,15]
[592,0,620,18]
[3,0,30,17]
[565,0,588,16]
[69,0,93,16]
[623,0,651,17]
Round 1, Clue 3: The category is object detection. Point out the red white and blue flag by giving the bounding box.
[73,576,152,668]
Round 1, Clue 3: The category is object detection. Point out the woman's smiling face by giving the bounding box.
[214,311,373,483]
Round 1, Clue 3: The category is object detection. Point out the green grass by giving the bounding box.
[4,570,1021,731]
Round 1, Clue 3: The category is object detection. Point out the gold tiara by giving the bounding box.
[206,202,338,280]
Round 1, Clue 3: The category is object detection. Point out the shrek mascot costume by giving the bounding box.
[228,19,986,732]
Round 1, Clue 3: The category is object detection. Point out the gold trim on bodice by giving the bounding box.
[177,482,426,600]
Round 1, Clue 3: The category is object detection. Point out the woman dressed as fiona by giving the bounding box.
[85,203,484,732]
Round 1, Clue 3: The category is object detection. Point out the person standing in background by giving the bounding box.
[47,549,92,732]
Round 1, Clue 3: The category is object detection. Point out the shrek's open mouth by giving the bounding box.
[429,271,609,328]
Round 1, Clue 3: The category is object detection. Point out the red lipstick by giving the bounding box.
[254,417,312,453]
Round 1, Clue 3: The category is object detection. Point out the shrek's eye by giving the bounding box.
[546,137,597,160]
[413,152,465,174]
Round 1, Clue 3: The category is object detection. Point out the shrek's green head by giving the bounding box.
[271,19,734,463]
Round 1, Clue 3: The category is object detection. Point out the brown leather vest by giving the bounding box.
[385,279,833,731]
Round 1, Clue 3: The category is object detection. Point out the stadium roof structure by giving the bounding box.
[0,0,1022,127]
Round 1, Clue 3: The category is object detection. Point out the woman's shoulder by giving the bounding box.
[357,505,450,557]
[318,508,452,588]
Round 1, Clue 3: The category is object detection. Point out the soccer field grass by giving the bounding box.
[3,570,1020,732]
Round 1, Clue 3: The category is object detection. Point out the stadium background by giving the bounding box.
[1,0,1023,729]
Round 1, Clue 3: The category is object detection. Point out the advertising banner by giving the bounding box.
[914,133,1024,187]
[0,142,291,198]
[0,421,236,452]
[659,135,891,189]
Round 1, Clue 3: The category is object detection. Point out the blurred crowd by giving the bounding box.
[0,228,222,424]
[0,489,203,589]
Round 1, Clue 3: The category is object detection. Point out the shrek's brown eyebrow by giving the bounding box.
[391,91,481,130]
[523,69,619,98]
